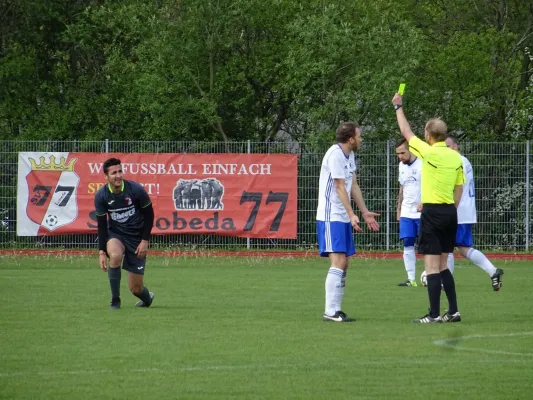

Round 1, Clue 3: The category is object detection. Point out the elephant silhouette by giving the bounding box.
[200,179,213,209]
[172,178,224,210]
[173,179,187,209]
[180,181,194,209]
[206,178,224,209]
[189,179,202,209]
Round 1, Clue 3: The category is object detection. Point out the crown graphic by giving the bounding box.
[29,156,77,172]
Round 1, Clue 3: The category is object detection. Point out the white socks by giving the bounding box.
[403,246,416,281]
[325,267,345,316]
[448,249,497,277]
[467,248,497,277]
[447,253,455,274]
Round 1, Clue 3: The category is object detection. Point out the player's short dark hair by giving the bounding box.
[103,158,121,174]
[336,122,359,143]
[396,138,409,150]
[446,135,459,145]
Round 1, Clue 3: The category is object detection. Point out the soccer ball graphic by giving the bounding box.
[420,270,428,287]
[45,214,58,227]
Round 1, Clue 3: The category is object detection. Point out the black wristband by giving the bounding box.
[394,104,402,111]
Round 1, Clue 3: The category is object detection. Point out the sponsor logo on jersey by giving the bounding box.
[110,206,136,223]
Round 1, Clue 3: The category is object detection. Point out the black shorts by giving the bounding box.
[108,231,146,275]
[418,204,457,255]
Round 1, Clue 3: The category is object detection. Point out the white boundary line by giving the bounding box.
[434,331,533,356]
[1,357,532,379]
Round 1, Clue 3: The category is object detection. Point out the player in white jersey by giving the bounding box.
[445,136,504,291]
[317,122,380,322]
[395,139,422,287]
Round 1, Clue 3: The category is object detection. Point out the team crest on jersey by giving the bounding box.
[25,155,79,231]
[125,197,132,206]
[172,178,225,210]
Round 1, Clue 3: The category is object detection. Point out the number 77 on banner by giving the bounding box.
[240,191,289,232]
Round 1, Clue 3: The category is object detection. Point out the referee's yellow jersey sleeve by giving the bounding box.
[455,163,466,185]
[408,136,431,159]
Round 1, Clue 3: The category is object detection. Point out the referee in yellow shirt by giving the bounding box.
[392,93,465,323]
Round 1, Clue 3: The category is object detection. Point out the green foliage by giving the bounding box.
[0,0,531,141]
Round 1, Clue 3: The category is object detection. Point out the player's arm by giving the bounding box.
[334,178,362,232]
[94,193,108,271]
[136,185,154,259]
[454,163,466,208]
[396,185,403,221]
[351,175,380,231]
[392,94,415,142]
[140,203,154,241]
[96,214,108,250]
[454,185,463,208]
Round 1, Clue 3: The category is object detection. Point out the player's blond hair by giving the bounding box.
[425,118,447,142]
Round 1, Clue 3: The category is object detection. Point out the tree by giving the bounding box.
[405,0,533,139]
[1,0,531,141]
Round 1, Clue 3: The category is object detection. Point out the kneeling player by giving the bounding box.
[95,158,155,309]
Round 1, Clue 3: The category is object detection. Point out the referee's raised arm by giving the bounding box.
[392,93,415,142]
[391,92,465,324]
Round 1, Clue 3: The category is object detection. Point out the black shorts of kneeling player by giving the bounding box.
[108,230,146,275]
[418,204,457,255]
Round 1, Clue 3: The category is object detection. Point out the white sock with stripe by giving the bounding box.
[466,248,497,276]
[325,267,344,316]
[335,270,347,312]
[403,246,416,281]
[447,253,455,274]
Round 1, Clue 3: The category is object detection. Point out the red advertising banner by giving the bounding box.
[17,152,297,238]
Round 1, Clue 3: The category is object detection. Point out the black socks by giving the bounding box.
[426,273,442,318]
[108,267,121,301]
[136,287,152,306]
[440,268,458,314]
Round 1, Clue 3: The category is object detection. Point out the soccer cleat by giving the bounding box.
[398,279,418,287]
[411,314,442,323]
[109,298,121,310]
[323,311,356,322]
[442,311,461,323]
[491,268,504,291]
[135,292,155,308]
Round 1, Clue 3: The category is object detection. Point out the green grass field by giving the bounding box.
[1,255,532,400]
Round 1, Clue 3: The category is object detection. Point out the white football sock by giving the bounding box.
[325,267,343,316]
[403,246,416,281]
[335,271,347,312]
[447,253,455,274]
[467,248,497,276]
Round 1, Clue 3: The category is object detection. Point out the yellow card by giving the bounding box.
[398,83,406,96]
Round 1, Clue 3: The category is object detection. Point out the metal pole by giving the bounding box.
[247,140,251,250]
[105,138,109,153]
[526,140,530,251]
[386,140,390,251]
